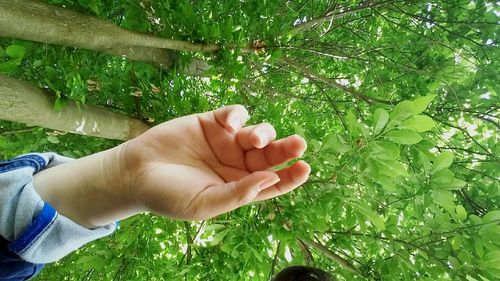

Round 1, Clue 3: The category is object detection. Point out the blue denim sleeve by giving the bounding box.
[0,153,117,280]
[0,235,43,281]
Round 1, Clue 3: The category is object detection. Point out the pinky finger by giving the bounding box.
[253,160,311,202]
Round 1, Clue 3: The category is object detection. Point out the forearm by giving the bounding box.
[33,146,141,228]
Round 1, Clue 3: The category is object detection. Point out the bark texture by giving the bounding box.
[0,0,211,75]
[0,74,149,140]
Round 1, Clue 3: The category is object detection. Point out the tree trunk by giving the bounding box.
[0,74,149,140]
[0,0,212,75]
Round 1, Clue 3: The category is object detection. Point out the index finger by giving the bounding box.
[212,104,250,133]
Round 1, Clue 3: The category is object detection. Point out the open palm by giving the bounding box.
[121,105,310,220]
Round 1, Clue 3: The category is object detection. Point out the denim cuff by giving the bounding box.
[0,153,116,264]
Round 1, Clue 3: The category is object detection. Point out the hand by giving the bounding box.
[118,105,310,220]
[33,105,310,228]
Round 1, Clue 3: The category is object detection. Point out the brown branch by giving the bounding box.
[429,115,497,160]
[436,146,491,156]
[0,0,215,76]
[375,9,481,63]
[312,81,348,131]
[268,240,282,279]
[242,79,320,102]
[282,57,396,105]
[456,189,488,216]
[0,74,149,140]
[327,229,456,274]
[0,127,38,135]
[390,5,491,50]
[289,0,400,36]
[455,164,499,182]
[296,238,314,266]
[301,239,362,275]
[277,45,368,62]
[0,0,219,53]
[184,221,193,265]
[411,219,500,243]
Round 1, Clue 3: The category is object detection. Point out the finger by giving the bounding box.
[213,104,250,133]
[253,160,310,202]
[187,171,280,220]
[236,123,277,150]
[245,135,307,171]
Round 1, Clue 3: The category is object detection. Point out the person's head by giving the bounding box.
[272,266,332,281]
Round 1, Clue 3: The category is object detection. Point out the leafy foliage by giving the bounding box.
[1,0,499,280]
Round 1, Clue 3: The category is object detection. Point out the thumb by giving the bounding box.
[189,171,280,220]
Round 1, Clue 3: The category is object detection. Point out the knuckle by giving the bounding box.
[233,186,251,206]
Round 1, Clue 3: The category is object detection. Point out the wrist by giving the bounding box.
[89,146,145,226]
[113,136,161,212]
[110,141,144,208]
[33,148,143,228]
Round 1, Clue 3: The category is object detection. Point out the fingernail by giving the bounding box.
[254,129,269,148]
[260,176,280,190]
[229,117,242,132]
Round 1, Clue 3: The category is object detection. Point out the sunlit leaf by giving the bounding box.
[432,152,454,174]
[385,130,422,145]
[373,108,389,134]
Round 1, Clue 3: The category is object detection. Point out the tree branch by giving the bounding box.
[282,57,396,105]
[296,238,314,265]
[289,0,401,36]
[301,239,362,275]
[0,75,149,140]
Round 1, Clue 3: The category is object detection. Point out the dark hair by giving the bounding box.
[272,266,333,281]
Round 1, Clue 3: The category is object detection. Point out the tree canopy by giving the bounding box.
[0,0,498,280]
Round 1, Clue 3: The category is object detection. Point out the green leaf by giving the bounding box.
[431,190,455,213]
[0,61,19,73]
[351,202,385,230]
[211,25,221,37]
[346,110,360,138]
[5,45,26,59]
[446,178,467,190]
[368,141,400,160]
[292,124,305,138]
[474,239,485,257]
[211,229,230,246]
[418,150,432,172]
[310,139,322,153]
[250,246,264,262]
[323,134,351,153]
[431,170,466,190]
[54,96,67,111]
[377,178,397,192]
[378,160,408,178]
[181,2,196,24]
[432,152,454,173]
[465,275,479,281]
[88,0,102,15]
[373,108,389,134]
[204,224,226,232]
[410,95,436,115]
[485,11,498,23]
[483,210,500,223]
[385,130,422,145]
[33,59,43,67]
[388,100,413,126]
[398,115,436,132]
[431,169,454,187]
[455,205,467,222]
[77,255,104,271]
[47,135,60,144]
[483,251,500,271]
